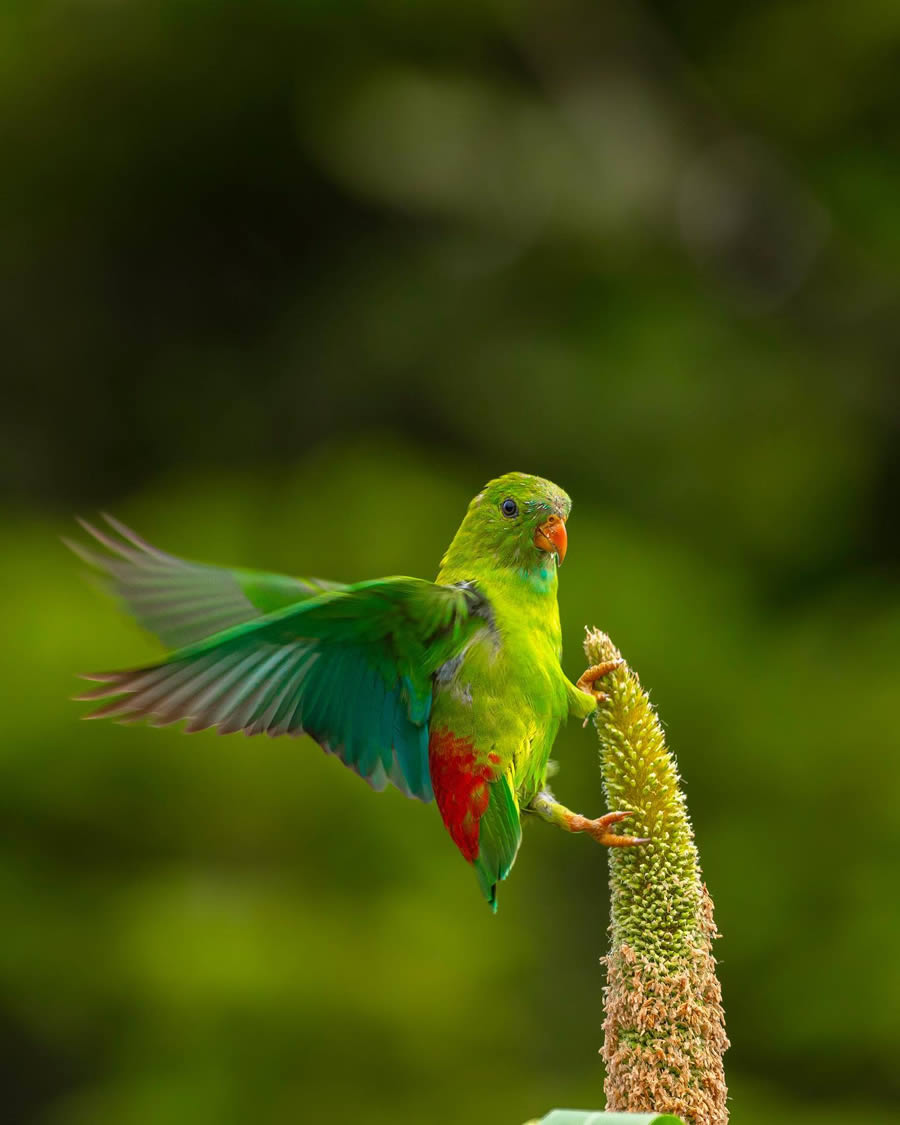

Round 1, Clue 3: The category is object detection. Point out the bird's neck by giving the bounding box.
[440,528,558,589]
[438,555,559,609]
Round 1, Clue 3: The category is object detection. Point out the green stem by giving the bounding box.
[584,629,729,1125]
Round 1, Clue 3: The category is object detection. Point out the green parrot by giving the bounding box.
[69,473,647,909]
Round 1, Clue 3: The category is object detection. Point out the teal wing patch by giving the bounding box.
[66,515,343,650]
[77,577,488,801]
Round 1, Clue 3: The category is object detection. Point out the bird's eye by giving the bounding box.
[500,498,518,518]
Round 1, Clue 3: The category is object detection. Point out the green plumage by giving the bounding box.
[71,474,600,908]
[431,475,595,907]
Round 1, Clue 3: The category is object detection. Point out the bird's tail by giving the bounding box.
[473,775,522,912]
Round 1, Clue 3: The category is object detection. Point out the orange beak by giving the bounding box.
[534,514,567,564]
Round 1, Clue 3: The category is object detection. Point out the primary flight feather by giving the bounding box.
[69,473,646,909]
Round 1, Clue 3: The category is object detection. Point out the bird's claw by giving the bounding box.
[576,659,624,705]
[570,809,650,848]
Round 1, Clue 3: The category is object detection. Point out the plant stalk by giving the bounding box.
[584,628,728,1125]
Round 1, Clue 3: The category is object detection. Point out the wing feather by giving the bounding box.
[66,515,345,649]
[78,578,491,801]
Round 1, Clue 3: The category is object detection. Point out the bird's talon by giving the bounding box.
[576,809,648,848]
[599,809,634,825]
[608,834,652,847]
[576,659,623,701]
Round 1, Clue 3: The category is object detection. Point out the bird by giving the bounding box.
[67,472,648,909]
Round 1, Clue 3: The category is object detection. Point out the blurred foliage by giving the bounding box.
[2,1,900,1123]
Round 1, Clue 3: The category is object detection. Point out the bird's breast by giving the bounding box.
[431,628,564,765]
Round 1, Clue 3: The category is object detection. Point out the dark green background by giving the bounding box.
[3,1,899,1122]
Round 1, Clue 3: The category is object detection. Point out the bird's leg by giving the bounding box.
[528,790,649,847]
[576,659,623,704]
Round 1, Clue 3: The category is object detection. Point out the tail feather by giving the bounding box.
[473,775,522,912]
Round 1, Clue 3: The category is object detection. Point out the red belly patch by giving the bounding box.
[428,729,498,863]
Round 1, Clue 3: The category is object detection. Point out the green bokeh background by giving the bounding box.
[3,2,900,1123]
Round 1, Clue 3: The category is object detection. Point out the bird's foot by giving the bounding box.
[576,659,623,704]
[569,809,650,848]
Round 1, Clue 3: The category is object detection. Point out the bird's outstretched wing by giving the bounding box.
[76,575,490,801]
[65,515,345,650]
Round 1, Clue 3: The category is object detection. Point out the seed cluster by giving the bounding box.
[584,629,729,1125]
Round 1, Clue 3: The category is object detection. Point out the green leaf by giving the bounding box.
[528,1113,685,1125]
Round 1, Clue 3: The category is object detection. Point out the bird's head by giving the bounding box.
[441,472,572,580]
